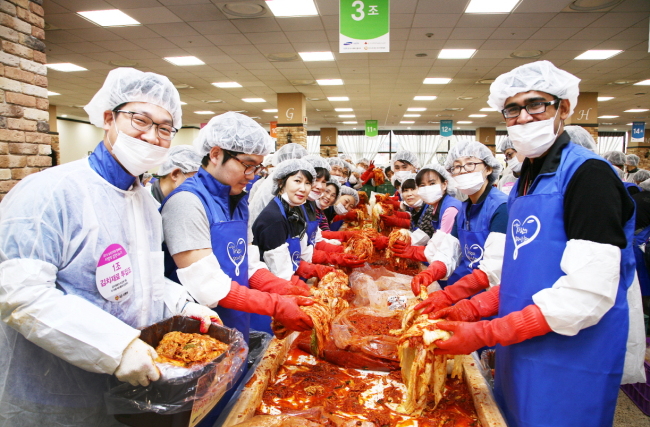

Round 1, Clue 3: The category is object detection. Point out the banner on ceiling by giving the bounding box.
[365,120,378,137]
[631,122,645,143]
[340,0,389,53]
[440,120,453,137]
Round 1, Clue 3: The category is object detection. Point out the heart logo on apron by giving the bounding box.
[465,243,484,268]
[511,215,541,260]
[227,238,247,276]
[291,251,301,269]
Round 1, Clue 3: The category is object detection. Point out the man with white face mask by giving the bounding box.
[496,137,521,196]
[428,61,645,427]
[0,68,221,426]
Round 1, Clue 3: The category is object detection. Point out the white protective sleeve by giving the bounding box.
[247,244,270,278]
[314,227,342,246]
[0,258,140,375]
[176,253,232,308]
[410,228,431,247]
[163,277,193,315]
[477,232,506,288]
[425,231,461,275]
[263,242,294,281]
[300,234,313,263]
[622,273,647,384]
[532,239,621,336]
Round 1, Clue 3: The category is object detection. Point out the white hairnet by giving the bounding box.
[327,157,348,170]
[272,159,316,194]
[640,178,650,192]
[157,145,203,176]
[497,137,515,153]
[358,158,370,165]
[604,151,626,167]
[626,154,640,167]
[326,179,341,191]
[194,112,273,157]
[339,185,359,206]
[391,150,420,170]
[303,154,331,171]
[339,154,352,162]
[262,155,274,167]
[444,140,502,183]
[488,60,581,117]
[142,172,153,181]
[633,169,650,184]
[418,163,458,197]
[564,126,597,153]
[85,67,182,129]
[272,143,307,166]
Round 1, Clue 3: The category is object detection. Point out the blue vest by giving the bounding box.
[430,193,462,232]
[447,187,508,286]
[496,143,634,427]
[633,225,650,296]
[161,168,251,343]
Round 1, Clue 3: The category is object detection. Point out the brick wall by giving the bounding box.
[0,0,50,201]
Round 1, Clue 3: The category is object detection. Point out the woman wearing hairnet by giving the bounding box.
[327,185,361,231]
[150,145,203,204]
[0,68,220,425]
[315,180,341,231]
[625,153,640,183]
[497,137,521,195]
[394,140,508,298]
[429,61,645,427]
[605,150,641,195]
[390,150,420,198]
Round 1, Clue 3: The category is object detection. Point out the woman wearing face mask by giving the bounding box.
[376,175,420,231]
[328,186,360,232]
[497,138,521,196]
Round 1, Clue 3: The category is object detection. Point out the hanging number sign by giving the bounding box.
[340,0,390,53]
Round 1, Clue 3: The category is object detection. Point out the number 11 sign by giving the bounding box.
[340,0,390,53]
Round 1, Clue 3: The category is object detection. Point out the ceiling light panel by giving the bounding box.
[263,109,278,113]
[335,108,353,112]
[338,114,355,118]
[414,96,437,101]
[469,114,487,117]
[265,0,318,17]
[342,121,357,124]
[164,56,204,66]
[77,9,140,27]
[47,91,60,96]
[212,82,242,88]
[457,121,473,124]
[328,97,349,101]
[195,111,215,115]
[243,98,266,102]
[480,108,498,112]
[404,114,421,117]
[317,79,344,85]
[635,80,650,86]
[597,97,614,101]
[400,121,415,124]
[598,115,619,118]
[575,50,622,60]
[46,63,87,72]
[465,0,520,13]
[423,78,452,84]
[407,107,426,111]
[438,49,476,59]
[625,109,649,113]
[299,51,334,61]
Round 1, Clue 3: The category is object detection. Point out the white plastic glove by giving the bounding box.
[182,301,223,333]
[114,338,160,387]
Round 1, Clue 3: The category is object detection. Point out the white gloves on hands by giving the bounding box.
[114,338,160,387]
[182,302,223,333]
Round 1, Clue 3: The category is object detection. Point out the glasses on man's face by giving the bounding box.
[501,99,560,119]
[224,150,263,176]
[114,110,177,141]
[449,161,485,175]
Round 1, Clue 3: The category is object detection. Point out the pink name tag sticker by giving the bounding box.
[502,182,515,196]
[96,244,133,302]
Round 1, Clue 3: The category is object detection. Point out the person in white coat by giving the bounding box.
[0,68,218,426]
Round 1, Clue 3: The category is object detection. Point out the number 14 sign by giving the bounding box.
[340,0,390,53]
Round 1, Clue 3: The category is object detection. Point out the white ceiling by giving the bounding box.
[43,0,650,132]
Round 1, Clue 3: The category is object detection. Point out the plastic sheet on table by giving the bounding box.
[331,307,401,361]
[105,316,247,415]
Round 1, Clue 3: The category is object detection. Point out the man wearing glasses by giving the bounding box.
[430,61,646,427]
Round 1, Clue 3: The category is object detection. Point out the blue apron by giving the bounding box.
[305,201,320,247]
[162,168,251,343]
[623,181,640,194]
[249,197,305,333]
[496,143,634,427]
[430,194,462,232]
[633,225,650,296]
[447,187,508,287]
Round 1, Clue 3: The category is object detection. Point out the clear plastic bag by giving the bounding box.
[105,316,248,415]
[331,307,401,361]
[349,268,416,310]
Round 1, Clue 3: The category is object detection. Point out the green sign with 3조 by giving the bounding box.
[365,120,378,137]
[340,0,389,53]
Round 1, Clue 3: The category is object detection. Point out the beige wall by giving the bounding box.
[57,120,200,172]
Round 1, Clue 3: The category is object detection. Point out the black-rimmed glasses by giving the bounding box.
[502,99,560,119]
[223,150,264,176]
[449,161,485,175]
[114,110,177,140]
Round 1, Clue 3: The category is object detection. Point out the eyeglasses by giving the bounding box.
[449,161,484,175]
[224,150,263,176]
[501,99,560,119]
[114,110,177,140]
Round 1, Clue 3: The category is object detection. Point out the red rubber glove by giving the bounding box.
[414,269,490,313]
[219,282,315,331]
[386,199,402,209]
[332,210,359,223]
[248,268,310,297]
[433,305,552,355]
[360,166,374,183]
[411,261,447,296]
[394,211,411,219]
[370,235,389,250]
[391,240,427,262]
[321,230,357,242]
[295,260,335,279]
[315,240,345,253]
[380,214,410,228]
[312,250,365,268]
[430,285,500,322]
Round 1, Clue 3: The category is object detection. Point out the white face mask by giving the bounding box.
[334,203,348,215]
[404,198,423,208]
[281,192,303,207]
[507,108,560,159]
[108,130,169,177]
[507,156,522,173]
[418,184,444,204]
[308,190,322,201]
[391,170,412,186]
[335,175,347,185]
[454,171,486,195]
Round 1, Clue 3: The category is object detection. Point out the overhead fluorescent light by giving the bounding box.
[457,121,473,124]
[338,114,355,118]
[466,0,520,13]
[164,56,204,66]
[414,96,437,101]
[328,96,349,101]
[598,115,619,118]
[180,101,187,105]
[335,108,353,112]
[212,82,242,88]
[46,63,87,72]
[263,109,278,113]
[635,80,650,86]
[243,98,266,103]
[404,114,421,117]
[597,97,615,101]
[407,107,426,111]
[342,121,357,124]
[195,111,215,115]
[47,91,60,96]
[423,78,452,84]
[626,123,633,125]
[480,107,498,112]
[299,51,334,61]
[265,0,318,17]
[400,121,415,124]
[61,114,67,117]
[625,109,649,112]
[438,49,476,59]
[575,50,622,60]
[317,79,344,86]
[469,114,487,117]
[77,9,140,27]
